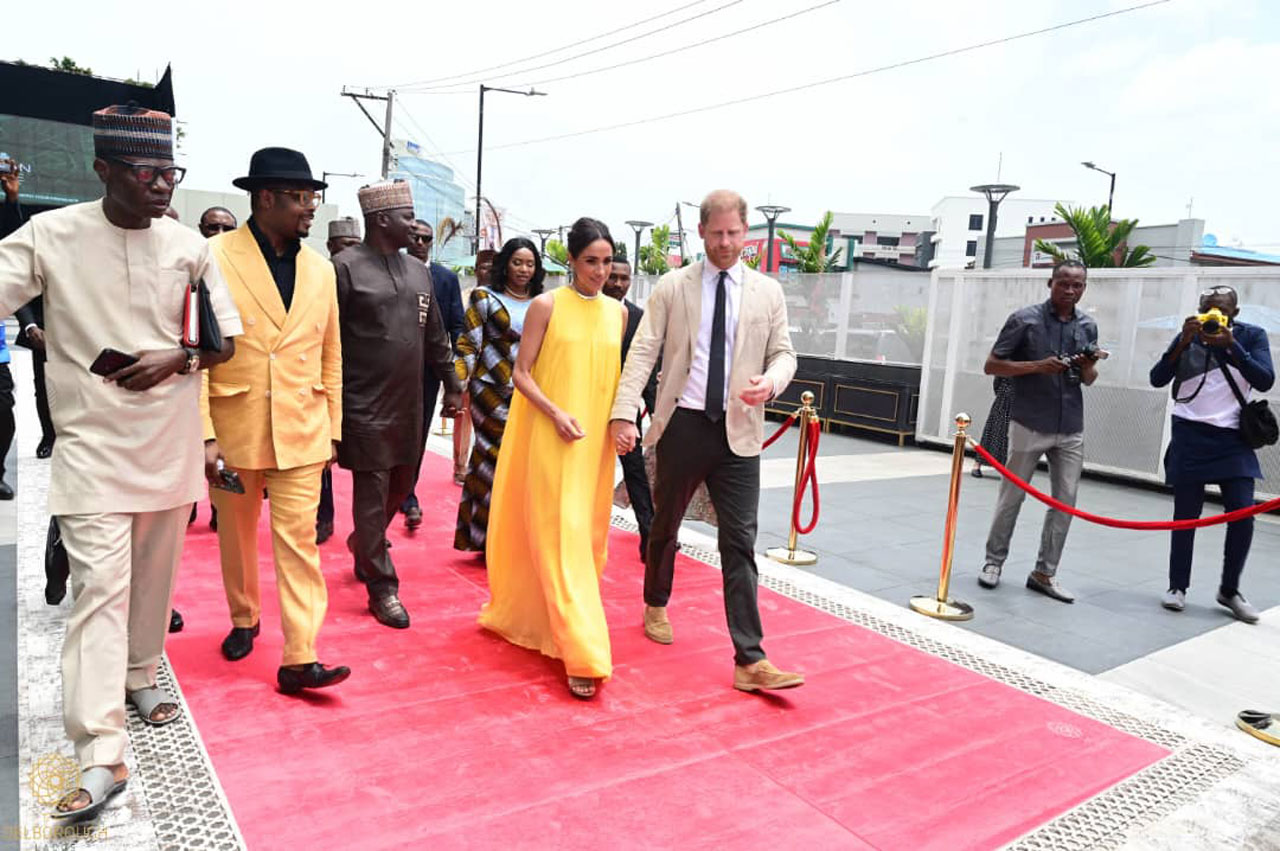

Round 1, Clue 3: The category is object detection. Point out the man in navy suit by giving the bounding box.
[401,219,465,528]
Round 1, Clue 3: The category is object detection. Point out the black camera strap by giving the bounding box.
[1218,360,1250,410]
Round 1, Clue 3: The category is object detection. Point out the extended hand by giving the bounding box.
[738,375,774,406]
[440,390,463,418]
[203,440,225,485]
[1180,315,1202,346]
[610,419,638,455]
[553,409,586,442]
[107,349,185,392]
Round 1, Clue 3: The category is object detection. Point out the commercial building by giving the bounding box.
[929,195,1068,269]
[978,218,1213,269]
[388,139,469,264]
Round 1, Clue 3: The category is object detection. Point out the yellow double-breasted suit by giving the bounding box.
[200,224,342,666]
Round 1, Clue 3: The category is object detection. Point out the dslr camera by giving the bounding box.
[1197,307,1230,336]
[1057,343,1108,386]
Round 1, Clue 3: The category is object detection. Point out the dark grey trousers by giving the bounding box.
[351,465,416,598]
[646,408,765,666]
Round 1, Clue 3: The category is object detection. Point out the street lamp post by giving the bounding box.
[1081,161,1116,216]
[320,171,362,204]
[475,84,546,252]
[625,220,653,273]
[755,204,790,274]
[969,184,1020,270]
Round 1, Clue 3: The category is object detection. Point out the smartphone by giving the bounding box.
[89,348,140,376]
[210,462,245,495]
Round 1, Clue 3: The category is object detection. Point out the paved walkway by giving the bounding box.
[6,348,1280,848]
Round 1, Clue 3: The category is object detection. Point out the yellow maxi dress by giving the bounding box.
[479,285,623,679]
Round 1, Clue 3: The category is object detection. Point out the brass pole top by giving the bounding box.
[955,412,971,434]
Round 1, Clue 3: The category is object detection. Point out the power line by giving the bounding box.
[414,0,840,93]
[435,0,1171,156]
[401,0,745,93]
[379,0,715,89]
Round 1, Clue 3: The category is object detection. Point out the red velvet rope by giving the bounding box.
[761,414,798,450]
[792,419,822,534]
[970,441,1280,530]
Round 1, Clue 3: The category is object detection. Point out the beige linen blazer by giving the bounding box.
[610,261,797,457]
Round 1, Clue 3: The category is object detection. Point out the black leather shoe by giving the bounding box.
[221,624,260,661]
[369,594,410,629]
[0,482,12,500]
[404,506,423,530]
[277,662,351,695]
[169,609,184,633]
[316,521,334,545]
[188,504,197,526]
[210,506,218,532]
[36,439,54,459]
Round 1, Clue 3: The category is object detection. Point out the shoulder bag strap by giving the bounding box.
[1218,359,1250,409]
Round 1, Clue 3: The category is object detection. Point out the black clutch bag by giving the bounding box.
[182,277,224,353]
[45,517,69,605]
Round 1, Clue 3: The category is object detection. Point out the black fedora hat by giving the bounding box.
[232,147,327,191]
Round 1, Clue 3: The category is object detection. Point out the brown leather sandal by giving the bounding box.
[567,676,596,700]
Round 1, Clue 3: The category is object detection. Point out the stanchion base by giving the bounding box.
[1236,715,1280,747]
[909,595,974,621]
[766,546,818,566]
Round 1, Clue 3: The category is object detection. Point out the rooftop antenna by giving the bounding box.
[996,152,1003,182]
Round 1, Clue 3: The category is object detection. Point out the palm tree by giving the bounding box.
[1033,203,1155,267]
[639,225,672,275]
[778,211,843,273]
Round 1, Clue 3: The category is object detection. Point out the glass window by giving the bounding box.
[968,214,984,230]
[876,236,900,246]
[966,240,978,256]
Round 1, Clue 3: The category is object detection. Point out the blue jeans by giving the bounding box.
[1169,477,1255,596]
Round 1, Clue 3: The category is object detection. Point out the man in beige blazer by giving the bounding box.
[610,189,803,692]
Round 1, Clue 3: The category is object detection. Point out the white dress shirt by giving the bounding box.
[679,260,742,412]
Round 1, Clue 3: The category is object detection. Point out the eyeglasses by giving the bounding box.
[110,158,186,186]
[409,233,434,244]
[1200,285,1235,298]
[272,189,322,209]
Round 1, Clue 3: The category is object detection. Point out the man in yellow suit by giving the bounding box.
[201,147,350,694]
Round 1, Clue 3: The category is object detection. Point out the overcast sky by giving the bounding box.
[11,0,1277,251]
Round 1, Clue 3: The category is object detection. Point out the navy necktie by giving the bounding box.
[705,270,727,422]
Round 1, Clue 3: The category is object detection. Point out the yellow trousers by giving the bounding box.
[211,462,328,667]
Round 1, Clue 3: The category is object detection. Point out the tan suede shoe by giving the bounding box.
[734,659,805,692]
[643,605,673,645]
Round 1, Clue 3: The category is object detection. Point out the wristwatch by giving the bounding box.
[179,346,201,375]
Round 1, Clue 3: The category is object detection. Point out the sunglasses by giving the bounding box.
[409,233,434,244]
[271,189,322,209]
[202,223,236,233]
[110,158,186,186]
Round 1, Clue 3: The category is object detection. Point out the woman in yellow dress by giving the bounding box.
[479,218,627,699]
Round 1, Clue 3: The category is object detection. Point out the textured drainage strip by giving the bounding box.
[125,662,244,851]
[606,514,1247,849]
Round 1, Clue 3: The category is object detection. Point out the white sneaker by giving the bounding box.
[1217,592,1260,624]
[978,563,1001,589]
[1161,589,1185,612]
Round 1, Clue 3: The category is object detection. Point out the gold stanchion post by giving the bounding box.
[766,391,819,567]
[909,413,975,621]
[436,413,451,437]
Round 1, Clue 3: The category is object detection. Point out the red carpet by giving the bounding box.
[166,452,1167,850]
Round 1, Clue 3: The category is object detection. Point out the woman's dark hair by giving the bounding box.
[566,217,614,258]
[489,237,546,296]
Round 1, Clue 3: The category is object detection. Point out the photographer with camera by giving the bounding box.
[1149,285,1274,622]
[978,260,1104,603]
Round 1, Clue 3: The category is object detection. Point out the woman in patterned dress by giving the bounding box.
[973,376,1014,478]
[454,238,542,551]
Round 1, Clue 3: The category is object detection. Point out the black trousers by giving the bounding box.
[646,408,764,665]
[351,465,417,598]
[1169,477,1255,596]
[0,363,14,480]
[32,349,54,443]
[401,375,442,513]
[620,444,654,553]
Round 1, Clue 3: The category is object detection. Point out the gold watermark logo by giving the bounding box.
[29,753,81,807]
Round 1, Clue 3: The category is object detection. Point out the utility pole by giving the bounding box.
[532,228,556,254]
[674,203,686,265]
[970,184,1020,270]
[340,88,396,179]
[475,84,547,253]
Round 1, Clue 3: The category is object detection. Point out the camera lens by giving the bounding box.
[1203,319,1221,334]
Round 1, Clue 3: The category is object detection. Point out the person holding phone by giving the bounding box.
[199,148,350,693]
[0,105,241,822]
